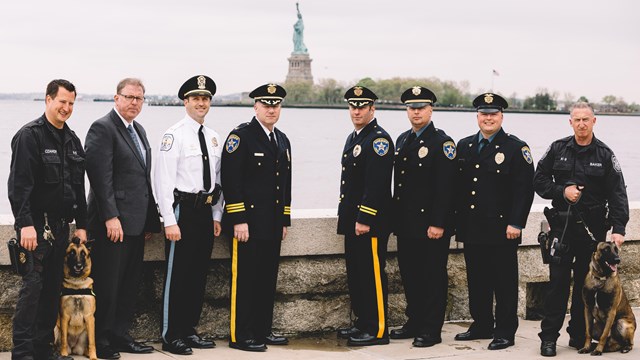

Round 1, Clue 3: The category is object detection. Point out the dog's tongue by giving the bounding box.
[606,262,618,272]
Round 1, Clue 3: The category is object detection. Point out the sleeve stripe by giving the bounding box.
[359,208,377,216]
[359,205,378,215]
[225,202,245,211]
[227,208,246,214]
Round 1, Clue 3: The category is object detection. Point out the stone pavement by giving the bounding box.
[2,309,637,360]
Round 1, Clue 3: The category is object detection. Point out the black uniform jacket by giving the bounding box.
[85,109,160,236]
[337,119,394,236]
[8,114,87,230]
[392,122,457,238]
[455,128,534,244]
[533,135,629,235]
[221,117,292,238]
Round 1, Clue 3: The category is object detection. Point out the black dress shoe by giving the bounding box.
[264,333,289,345]
[488,338,514,350]
[347,332,390,346]
[413,334,442,347]
[454,330,494,341]
[162,339,193,355]
[337,326,361,339]
[113,341,154,354]
[568,337,585,349]
[96,345,121,360]
[229,339,267,352]
[184,334,215,349]
[540,340,557,357]
[389,327,416,339]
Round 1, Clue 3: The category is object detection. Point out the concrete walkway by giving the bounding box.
[2,309,637,360]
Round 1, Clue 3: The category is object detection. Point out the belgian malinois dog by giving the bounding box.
[54,237,97,360]
[579,241,636,355]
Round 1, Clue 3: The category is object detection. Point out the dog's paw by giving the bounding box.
[621,346,632,353]
[578,347,591,354]
[590,349,602,356]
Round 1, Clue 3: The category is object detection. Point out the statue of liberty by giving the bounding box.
[293,2,308,54]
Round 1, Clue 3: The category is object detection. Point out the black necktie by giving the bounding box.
[198,125,211,191]
[406,132,416,145]
[269,132,278,153]
[478,138,490,154]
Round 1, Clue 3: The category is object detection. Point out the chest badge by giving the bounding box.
[495,152,505,165]
[418,146,428,158]
[211,137,218,148]
[373,138,390,156]
[521,146,533,164]
[353,144,362,157]
[226,134,240,153]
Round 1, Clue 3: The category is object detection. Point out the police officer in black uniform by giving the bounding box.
[222,84,292,352]
[336,86,393,347]
[8,79,88,360]
[454,93,534,350]
[389,86,456,347]
[535,102,629,357]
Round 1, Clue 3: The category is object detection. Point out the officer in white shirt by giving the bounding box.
[154,75,223,355]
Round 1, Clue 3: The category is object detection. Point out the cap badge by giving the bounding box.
[412,86,422,96]
[418,146,428,158]
[443,141,456,160]
[484,93,494,104]
[267,84,277,94]
[197,75,206,89]
[495,152,505,165]
[353,144,362,157]
[354,87,363,96]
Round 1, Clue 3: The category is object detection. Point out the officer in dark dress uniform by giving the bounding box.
[8,79,87,360]
[222,84,292,352]
[336,86,393,347]
[535,102,629,357]
[389,87,456,347]
[454,93,534,350]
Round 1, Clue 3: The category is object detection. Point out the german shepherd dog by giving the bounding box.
[579,241,636,355]
[54,237,97,360]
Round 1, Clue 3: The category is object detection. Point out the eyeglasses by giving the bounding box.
[118,94,145,103]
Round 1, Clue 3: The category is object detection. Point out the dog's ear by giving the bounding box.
[84,238,95,250]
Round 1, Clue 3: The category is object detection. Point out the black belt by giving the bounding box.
[173,184,221,209]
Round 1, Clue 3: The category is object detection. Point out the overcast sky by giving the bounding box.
[1,0,638,103]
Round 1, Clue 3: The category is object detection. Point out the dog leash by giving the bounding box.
[43,213,55,245]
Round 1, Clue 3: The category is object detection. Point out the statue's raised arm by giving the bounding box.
[293,2,308,54]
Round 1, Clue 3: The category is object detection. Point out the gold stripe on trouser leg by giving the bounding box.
[230,238,239,343]
[371,237,385,338]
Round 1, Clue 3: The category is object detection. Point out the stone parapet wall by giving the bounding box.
[0,206,638,350]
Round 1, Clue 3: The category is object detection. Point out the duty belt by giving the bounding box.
[173,184,221,209]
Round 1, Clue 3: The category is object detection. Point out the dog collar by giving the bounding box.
[61,288,95,297]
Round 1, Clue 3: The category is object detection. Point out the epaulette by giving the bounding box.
[506,133,527,146]
[166,121,185,133]
[233,122,251,132]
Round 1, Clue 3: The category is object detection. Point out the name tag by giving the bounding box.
[254,152,264,157]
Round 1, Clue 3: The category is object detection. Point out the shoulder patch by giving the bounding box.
[443,141,456,160]
[612,154,622,173]
[226,134,240,153]
[372,138,390,156]
[160,134,174,151]
[521,146,533,164]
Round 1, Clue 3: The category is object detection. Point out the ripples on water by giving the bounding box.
[1,100,637,215]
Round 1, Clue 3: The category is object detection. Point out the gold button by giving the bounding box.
[353,163,356,166]
[471,191,476,195]
[396,196,400,200]
[341,181,345,184]
[277,186,280,190]
[403,157,407,161]
[500,215,503,218]
[342,167,346,171]
[258,162,261,166]
[470,205,475,209]
[251,205,255,208]
[276,172,279,176]
[497,170,500,173]
[276,200,279,204]
[341,194,344,198]
[419,163,422,167]
[475,164,480,168]
[344,154,347,158]
[401,170,405,174]
[421,209,424,212]
[398,184,402,187]
[473,177,478,182]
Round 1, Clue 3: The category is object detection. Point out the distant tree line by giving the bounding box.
[283,78,640,113]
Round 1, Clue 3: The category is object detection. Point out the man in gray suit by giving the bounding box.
[85,78,160,359]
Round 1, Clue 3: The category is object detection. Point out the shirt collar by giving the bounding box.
[256,118,274,138]
[183,114,204,133]
[114,107,134,128]
[414,121,433,138]
[477,131,498,144]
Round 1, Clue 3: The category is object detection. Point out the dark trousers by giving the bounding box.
[92,232,145,346]
[463,242,519,340]
[538,240,596,342]
[344,233,389,338]
[397,235,450,336]
[12,221,69,360]
[229,233,282,343]
[162,204,214,342]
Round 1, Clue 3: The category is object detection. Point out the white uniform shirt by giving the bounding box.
[155,115,223,227]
